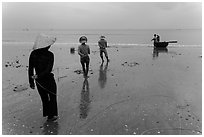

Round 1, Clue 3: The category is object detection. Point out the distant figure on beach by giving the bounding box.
[28,34,58,121]
[98,36,109,62]
[98,62,108,89]
[79,77,90,119]
[157,35,160,42]
[151,34,158,43]
[78,36,90,77]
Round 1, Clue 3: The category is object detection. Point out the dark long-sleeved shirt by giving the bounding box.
[151,36,157,43]
[28,48,54,87]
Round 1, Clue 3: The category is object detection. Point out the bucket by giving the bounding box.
[70,47,75,54]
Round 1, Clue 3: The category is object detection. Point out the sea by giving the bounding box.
[2,29,202,47]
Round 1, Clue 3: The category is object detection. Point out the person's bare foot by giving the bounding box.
[47,116,58,121]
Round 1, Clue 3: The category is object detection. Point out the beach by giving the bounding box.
[2,42,202,135]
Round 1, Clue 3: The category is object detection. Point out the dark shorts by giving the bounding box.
[100,48,108,57]
[80,56,90,63]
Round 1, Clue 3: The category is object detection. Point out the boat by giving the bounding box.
[154,42,169,48]
[153,41,177,48]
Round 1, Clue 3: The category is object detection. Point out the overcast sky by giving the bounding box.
[2,2,202,30]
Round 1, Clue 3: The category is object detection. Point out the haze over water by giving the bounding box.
[2,29,202,46]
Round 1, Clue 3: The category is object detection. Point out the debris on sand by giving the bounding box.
[128,62,140,67]
[121,62,128,66]
[121,61,140,67]
[91,51,99,55]
[5,58,24,68]
[74,69,93,75]
[13,84,29,92]
[74,70,83,74]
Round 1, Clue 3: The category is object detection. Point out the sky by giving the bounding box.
[2,2,202,30]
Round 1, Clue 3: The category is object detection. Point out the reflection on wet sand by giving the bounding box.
[42,120,59,135]
[79,78,90,119]
[77,95,201,135]
[98,62,108,89]
[153,47,168,59]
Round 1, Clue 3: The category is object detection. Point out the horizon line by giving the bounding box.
[2,28,202,31]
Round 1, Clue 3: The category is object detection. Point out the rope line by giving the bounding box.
[35,80,60,97]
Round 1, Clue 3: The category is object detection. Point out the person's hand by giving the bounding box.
[81,54,87,58]
[31,74,38,79]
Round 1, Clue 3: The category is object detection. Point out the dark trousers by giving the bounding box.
[36,74,58,117]
[80,56,90,75]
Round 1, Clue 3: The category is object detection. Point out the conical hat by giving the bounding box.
[33,34,56,50]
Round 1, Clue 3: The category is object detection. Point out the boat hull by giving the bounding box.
[154,42,168,48]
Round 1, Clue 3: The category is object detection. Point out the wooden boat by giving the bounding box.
[154,41,177,48]
[154,42,168,48]
[154,47,168,52]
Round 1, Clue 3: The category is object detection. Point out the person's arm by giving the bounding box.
[88,45,90,54]
[28,52,35,89]
[105,41,108,48]
[78,46,84,57]
[151,36,155,41]
[37,53,54,78]
[98,41,103,48]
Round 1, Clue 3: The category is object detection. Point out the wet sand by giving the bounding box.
[2,44,202,135]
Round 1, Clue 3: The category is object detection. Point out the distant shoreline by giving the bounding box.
[2,29,202,45]
[2,28,202,32]
[2,42,202,48]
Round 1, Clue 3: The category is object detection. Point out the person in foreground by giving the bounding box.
[28,34,58,121]
[78,36,90,77]
[98,36,109,62]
